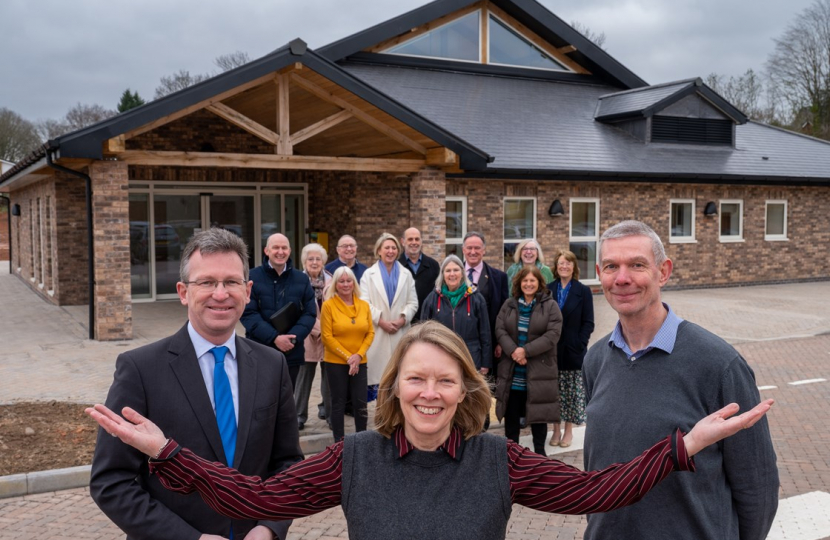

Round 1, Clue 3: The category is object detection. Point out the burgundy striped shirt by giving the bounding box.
[149,426,694,521]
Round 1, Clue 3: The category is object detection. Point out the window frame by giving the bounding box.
[569,197,600,285]
[486,13,571,73]
[764,200,788,241]
[669,199,696,244]
[503,197,537,269]
[384,10,482,64]
[445,196,468,257]
[719,199,744,243]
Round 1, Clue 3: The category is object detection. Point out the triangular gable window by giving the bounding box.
[488,15,568,71]
[386,11,480,62]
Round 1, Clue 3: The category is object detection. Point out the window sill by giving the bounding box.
[669,237,697,244]
[719,237,745,243]
[764,236,789,242]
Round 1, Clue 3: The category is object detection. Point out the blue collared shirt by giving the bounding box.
[188,322,240,423]
[608,303,684,361]
[406,253,423,274]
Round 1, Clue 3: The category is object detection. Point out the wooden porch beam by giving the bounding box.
[123,73,277,139]
[557,45,577,54]
[290,73,428,155]
[116,150,426,172]
[206,102,280,146]
[290,110,353,146]
[102,135,125,156]
[275,73,293,155]
[425,147,458,167]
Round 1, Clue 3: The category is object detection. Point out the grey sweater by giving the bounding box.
[342,430,512,540]
[582,320,778,540]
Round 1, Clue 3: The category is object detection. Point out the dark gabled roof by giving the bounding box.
[342,63,830,185]
[1,39,492,188]
[596,78,748,124]
[318,0,648,89]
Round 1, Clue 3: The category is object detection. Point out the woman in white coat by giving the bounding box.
[360,232,418,400]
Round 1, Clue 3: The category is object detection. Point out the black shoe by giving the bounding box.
[534,446,548,457]
[317,409,326,420]
[519,417,527,428]
[298,421,305,431]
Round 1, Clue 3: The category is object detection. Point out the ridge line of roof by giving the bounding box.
[598,78,698,99]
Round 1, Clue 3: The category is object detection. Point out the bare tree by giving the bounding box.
[154,69,210,99]
[766,0,830,137]
[35,118,70,141]
[570,21,606,50]
[64,103,116,131]
[214,51,251,72]
[0,108,43,162]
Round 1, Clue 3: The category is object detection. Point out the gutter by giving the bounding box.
[45,149,95,341]
[0,194,10,274]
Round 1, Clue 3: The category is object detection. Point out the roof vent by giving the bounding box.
[651,116,732,145]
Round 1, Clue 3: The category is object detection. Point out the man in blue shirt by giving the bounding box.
[582,220,778,540]
[325,234,368,283]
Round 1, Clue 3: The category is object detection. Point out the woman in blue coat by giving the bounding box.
[420,255,492,375]
[546,249,594,448]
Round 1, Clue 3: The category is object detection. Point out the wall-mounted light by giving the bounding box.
[703,201,717,216]
[11,204,21,216]
[548,199,564,217]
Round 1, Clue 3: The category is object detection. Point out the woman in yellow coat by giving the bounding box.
[321,266,375,442]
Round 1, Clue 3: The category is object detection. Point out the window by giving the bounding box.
[765,200,788,241]
[503,198,536,269]
[445,197,467,258]
[719,200,743,242]
[488,15,568,71]
[570,198,600,282]
[386,11,480,62]
[651,117,733,146]
[669,199,695,243]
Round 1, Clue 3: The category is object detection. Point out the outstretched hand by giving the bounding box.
[683,399,774,457]
[85,404,169,457]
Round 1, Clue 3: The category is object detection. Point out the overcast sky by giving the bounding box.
[0,0,815,122]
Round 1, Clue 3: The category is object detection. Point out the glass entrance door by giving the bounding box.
[155,194,201,297]
[209,195,256,271]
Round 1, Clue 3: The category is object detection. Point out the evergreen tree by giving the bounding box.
[117,89,146,113]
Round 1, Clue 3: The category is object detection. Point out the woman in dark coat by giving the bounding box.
[421,255,492,375]
[547,250,595,448]
[495,265,563,455]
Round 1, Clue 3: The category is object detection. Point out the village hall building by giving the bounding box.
[2,0,829,340]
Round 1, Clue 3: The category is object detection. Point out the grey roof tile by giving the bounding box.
[343,63,830,181]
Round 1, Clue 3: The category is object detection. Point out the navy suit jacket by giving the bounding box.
[475,262,509,352]
[548,279,595,371]
[90,324,303,540]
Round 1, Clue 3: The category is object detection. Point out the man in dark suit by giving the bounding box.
[462,231,509,362]
[399,227,440,323]
[91,228,302,540]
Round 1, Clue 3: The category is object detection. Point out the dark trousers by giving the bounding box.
[327,362,368,442]
[503,389,547,455]
[287,364,301,391]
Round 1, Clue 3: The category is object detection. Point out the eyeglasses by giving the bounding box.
[184,279,247,291]
[338,244,357,249]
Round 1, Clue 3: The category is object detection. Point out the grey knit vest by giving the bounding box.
[342,430,512,540]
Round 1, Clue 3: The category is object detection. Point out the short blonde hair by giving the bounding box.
[373,232,402,259]
[513,238,545,265]
[324,266,358,301]
[374,321,492,440]
[552,249,580,281]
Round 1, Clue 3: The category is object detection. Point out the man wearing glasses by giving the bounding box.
[91,228,303,540]
[325,234,368,283]
[242,233,317,389]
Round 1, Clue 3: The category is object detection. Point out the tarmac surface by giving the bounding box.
[1,261,829,539]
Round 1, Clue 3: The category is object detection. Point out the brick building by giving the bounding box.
[1,0,829,340]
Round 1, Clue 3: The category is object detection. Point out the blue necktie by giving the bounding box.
[468,268,476,285]
[210,346,237,468]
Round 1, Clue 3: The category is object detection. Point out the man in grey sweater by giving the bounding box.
[582,220,778,540]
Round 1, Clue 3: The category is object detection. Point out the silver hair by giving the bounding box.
[301,242,328,267]
[512,238,545,265]
[434,254,471,291]
[324,266,359,301]
[180,228,250,283]
[598,220,667,266]
[462,231,486,246]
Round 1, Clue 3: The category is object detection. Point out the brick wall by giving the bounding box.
[0,203,8,260]
[55,174,90,305]
[410,168,446,261]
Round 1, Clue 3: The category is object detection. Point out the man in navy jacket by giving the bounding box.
[242,233,316,389]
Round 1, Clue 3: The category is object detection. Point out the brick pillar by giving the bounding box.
[90,161,132,340]
[409,168,446,261]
